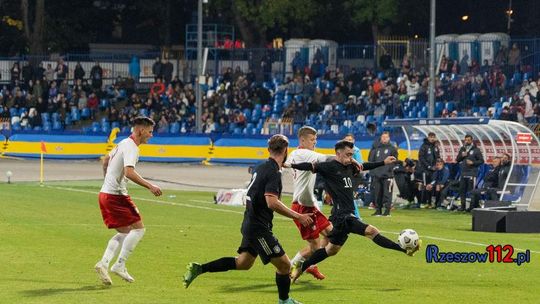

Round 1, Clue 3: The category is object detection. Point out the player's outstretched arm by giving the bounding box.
[265,194,313,227]
[288,162,315,172]
[124,166,162,196]
[361,156,397,170]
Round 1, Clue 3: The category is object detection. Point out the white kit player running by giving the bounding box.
[286,126,334,280]
[94,117,162,285]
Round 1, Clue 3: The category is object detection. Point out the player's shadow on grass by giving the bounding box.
[21,285,112,297]
[220,281,348,294]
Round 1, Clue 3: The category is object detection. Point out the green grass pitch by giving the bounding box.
[1,181,539,303]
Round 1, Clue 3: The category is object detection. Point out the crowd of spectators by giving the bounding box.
[1,49,539,135]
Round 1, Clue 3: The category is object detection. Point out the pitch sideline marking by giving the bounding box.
[46,185,540,254]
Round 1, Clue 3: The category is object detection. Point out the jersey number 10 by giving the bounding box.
[343,177,352,188]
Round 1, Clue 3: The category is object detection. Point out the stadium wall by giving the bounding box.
[1,133,420,164]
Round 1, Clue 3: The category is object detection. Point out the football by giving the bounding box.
[398,229,419,250]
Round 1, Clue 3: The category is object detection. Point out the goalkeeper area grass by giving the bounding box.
[1,181,539,304]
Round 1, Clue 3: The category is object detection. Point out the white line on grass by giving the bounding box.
[47,185,540,254]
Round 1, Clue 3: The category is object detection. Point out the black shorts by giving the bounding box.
[237,232,285,265]
[328,215,369,246]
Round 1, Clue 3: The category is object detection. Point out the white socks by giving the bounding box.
[115,228,146,266]
[291,252,306,266]
[100,233,127,267]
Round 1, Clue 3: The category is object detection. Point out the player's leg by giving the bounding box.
[110,221,145,282]
[183,248,257,289]
[361,223,421,256]
[95,231,127,285]
[270,254,294,303]
[95,193,139,285]
[291,242,341,283]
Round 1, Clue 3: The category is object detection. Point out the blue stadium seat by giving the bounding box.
[9,108,18,117]
[41,112,50,122]
[19,107,27,116]
[42,122,51,131]
[111,122,120,129]
[65,116,72,126]
[102,122,111,133]
[81,108,91,119]
[52,121,63,130]
[71,110,80,122]
[91,122,100,133]
[233,127,242,135]
[169,122,180,133]
[100,99,109,109]
[51,112,60,122]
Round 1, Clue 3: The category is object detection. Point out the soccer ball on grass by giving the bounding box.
[398,229,419,250]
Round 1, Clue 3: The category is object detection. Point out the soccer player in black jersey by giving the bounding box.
[286,140,421,282]
[183,134,313,304]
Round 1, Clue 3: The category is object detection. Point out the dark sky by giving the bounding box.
[428,0,539,37]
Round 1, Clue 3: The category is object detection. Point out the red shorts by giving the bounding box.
[291,202,331,240]
[99,192,142,229]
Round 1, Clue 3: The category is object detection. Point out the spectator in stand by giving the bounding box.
[90,62,104,91]
[157,114,169,133]
[459,53,469,75]
[129,56,140,82]
[152,57,163,81]
[22,62,34,87]
[74,62,85,81]
[35,62,45,81]
[401,54,411,74]
[480,59,490,76]
[261,51,273,82]
[291,51,304,76]
[202,118,215,133]
[44,64,55,82]
[88,92,99,119]
[55,58,68,85]
[406,76,420,101]
[162,59,174,84]
[379,51,394,72]
[476,89,490,107]
[10,62,21,87]
[151,78,166,96]
[438,55,449,75]
[508,43,521,71]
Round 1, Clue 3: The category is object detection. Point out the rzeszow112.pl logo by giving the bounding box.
[425,244,531,266]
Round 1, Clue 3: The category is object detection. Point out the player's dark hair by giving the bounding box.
[335,140,354,151]
[268,134,289,154]
[436,158,445,164]
[464,134,473,140]
[298,126,317,138]
[133,116,155,127]
[428,132,436,137]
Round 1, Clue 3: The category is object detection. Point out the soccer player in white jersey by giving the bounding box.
[285,126,334,280]
[94,116,162,285]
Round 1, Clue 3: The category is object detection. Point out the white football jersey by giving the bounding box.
[285,148,329,207]
[100,137,139,195]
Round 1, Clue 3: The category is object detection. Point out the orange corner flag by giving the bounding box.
[40,141,47,153]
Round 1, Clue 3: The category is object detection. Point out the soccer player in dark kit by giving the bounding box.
[183,134,313,304]
[285,140,421,282]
